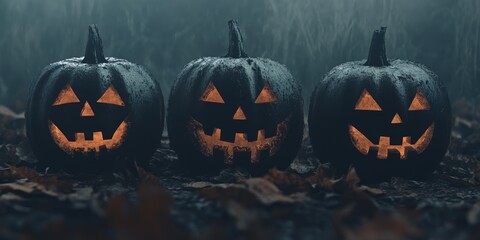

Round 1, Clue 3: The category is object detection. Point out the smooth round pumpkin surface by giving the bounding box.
[167,20,303,174]
[26,25,164,172]
[308,28,451,182]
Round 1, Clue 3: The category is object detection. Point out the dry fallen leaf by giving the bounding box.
[241,178,295,205]
[106,183,190,240]
[306,166,384,196]
[137,166,160,184]
[0,105,26,144]
[266,168,312,194]
[7,166,73,193]
[306,166,339,190]
[0,181,59,198]
[0,192,25,201]
[191,177,305,207]
[357,186,385,196]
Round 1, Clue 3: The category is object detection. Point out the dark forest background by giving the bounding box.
[0,0,479,111]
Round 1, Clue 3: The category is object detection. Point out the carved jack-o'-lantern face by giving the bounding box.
[168,20,304,173]
[48,84,128,155]
[190,81,290,164]
[308,28,452,181]
[349,89,434,160]
[26,24,165,173]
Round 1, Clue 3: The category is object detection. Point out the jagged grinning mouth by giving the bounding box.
[349,123,435,159]
[48,121,128,155]
[190,118,289,164]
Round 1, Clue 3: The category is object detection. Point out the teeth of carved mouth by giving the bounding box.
[202,128,272,141]
[349,123,435,160]
[75,132,107,141]
[191,118,289,164]
[49,121,128,155]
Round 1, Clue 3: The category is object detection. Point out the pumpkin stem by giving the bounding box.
[365,27,390,67]
[82,24,108,64]
[226,20,248,58]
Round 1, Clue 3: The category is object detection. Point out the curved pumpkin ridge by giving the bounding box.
[82,24,108,64]
[225,20,249,59]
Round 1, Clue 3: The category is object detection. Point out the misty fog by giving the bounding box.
[0,0,478,110]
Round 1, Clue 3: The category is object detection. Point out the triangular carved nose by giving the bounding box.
[81,102,95,117]
[391,113,402,124]
[233,107,247,120]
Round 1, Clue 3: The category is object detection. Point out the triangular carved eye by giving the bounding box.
[53,84,80,106]
[200,82,225,103]
[97,86,125,106]
[355,90,382,111]
[409,90,430,111]
[255,84,277,103]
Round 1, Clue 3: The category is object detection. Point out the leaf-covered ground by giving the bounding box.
[0,98,479,240]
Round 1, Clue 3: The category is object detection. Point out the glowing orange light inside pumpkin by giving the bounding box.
[97,86,125,106]
[233,107,247,120]
[391,113,402,124]
[409,90,430,111]
[190,118,289,163]
[49,120,128,155]
[53,84,80,106]
[355,90,382,111]
[193,80,286,163]
[255,84,277,103]
[349,123,434,159]
[349,88,435,159]
[200,82,225,103]
[49,84,129,155]
[81,102,95,117]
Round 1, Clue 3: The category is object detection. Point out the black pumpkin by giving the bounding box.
[167,20,303,174]
[26,25,164,172]
[308,28,451,182]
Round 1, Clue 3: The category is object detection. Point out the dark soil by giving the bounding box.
[0,97,479,240]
